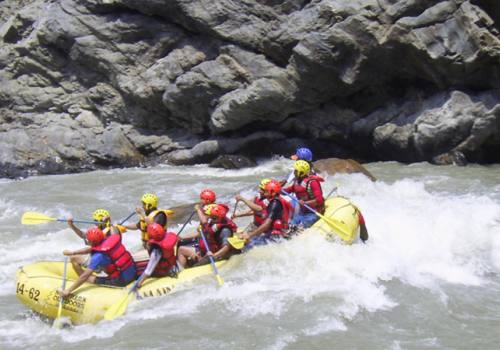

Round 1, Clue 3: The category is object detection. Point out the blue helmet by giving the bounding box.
[295,147,313,161]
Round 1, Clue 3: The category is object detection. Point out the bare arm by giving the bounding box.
[63,247,92,256]
[235,195,263,212]
[124,222,139,230]
[246,218,272,240]
[233,209,253,219]
[60,268,94,297]
[195,204,208,225]
[138,249,162,287]
[67,218,85,240]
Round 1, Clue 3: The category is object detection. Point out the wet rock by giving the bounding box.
[209,155,257,169]
[168,131,285,165]
[432,150,468,166]
[1,0,500,178]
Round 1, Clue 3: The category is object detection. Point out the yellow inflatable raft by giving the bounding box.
[15,196,362,325]
[15,260,227,325]
[311,196,361,244]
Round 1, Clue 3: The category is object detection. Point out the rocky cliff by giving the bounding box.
[0,0,499,178]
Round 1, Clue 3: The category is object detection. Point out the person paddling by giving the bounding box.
[239,180,291,250]
[58,228,136,297]
[199,189,216,208]
[137,223,179,287]
[283,147,316,187]
[124,193,170,249]
[178,189,217,247]
[232,178,270,233]
[67,209,126,270]
[68,209,125,242]
[177,204,237,268]
[283,160,325,228]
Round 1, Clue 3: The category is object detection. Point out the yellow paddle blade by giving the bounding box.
[228,236,246,250]
[21,212,57,225]
[319,214,353,243]
[216,274,224,286]
[165,209,174,215]
[104,291,136,321]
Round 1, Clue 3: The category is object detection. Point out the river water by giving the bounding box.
[0,159,499,350]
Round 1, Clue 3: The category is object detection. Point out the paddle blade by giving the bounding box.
[216,274,224,286]
[104,292,136,321]
[228,236,245,250]
[321,216,353,243]
[21,212,57,225]
[165,209,174,216]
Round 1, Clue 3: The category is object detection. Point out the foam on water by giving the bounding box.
[0,160,499,349]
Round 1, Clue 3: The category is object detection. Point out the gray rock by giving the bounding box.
[1,0,500,177]
[209,154,257,169]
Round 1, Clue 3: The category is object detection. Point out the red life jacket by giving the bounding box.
[91,234,134,279]
[269,196,290,235]
[148,232,178,277]
[253,195,268,226]
[199,217,238,254]
[291,175,325,213]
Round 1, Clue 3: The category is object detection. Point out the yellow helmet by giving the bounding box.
[259,178,271,190]
[93,209,110,222]
[294,160,310,177]
[204,204,217,216]
[141,193,158,210]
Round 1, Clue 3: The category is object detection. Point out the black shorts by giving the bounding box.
[95,275,130,287]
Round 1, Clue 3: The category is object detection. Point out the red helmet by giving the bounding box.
[147,223,166,242]
[200,189,216,203]
[264,180,281,197]
[208,204,227,219]
[272,219,285,230]
[86,227,105,246]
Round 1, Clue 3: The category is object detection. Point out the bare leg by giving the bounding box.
[177,246,199,268]
[70,255,87,276]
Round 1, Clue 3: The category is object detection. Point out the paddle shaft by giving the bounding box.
[199,229,223,283]
[325,185,338,199]
[281,190,340,226]
[281,190,349,241]
[118,212,136,225]
[55,257,69,322]
[60,219,100,225]
[177,211,196,236]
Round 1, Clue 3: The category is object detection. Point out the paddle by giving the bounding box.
[53,257,69,328]
[227,235,246,250]
[103,275,144,321]
[199,229,224,286]
[176,211,196,236]
[104,209,186,321]
[21,212,100,225]
[118,211,137,225]
[280,190,352,242]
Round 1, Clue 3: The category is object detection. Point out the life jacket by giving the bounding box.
[291,175,325,213]
[148,232,178,276]
[91,234,134,279]
[199,217,237,254]
[139,209,170,242]
[269,196,291,235]
[253,195,269,226]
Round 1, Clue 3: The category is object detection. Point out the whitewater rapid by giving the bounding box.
[0,159,499,349]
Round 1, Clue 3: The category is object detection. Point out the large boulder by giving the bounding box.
[313,158,376,181]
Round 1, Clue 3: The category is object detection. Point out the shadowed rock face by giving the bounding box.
[0,0,499,178]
